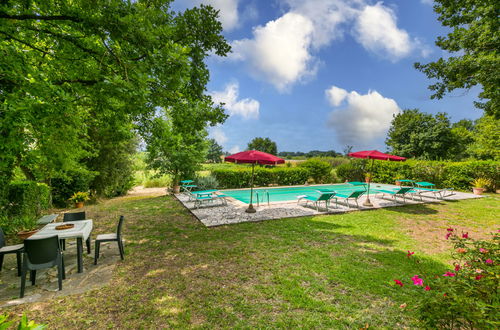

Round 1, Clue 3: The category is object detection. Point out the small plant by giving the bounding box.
[471,177,492,189]
[195,175,219,190]
[0,313,46,329]
[393,229,499,328]
[68,191,90,203]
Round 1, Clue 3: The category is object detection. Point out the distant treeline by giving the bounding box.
[278,150,342,159]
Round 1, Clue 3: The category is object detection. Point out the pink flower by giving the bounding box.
[394,279,404,287]
[411,275,424,286]
[407,251,415,258]
[475,275,484,280]
[447,228,454,232]
[445,233,452,240]
[485,259,493,264]
[425,286,431,291]
[480,248,488,253]
[443,271,456,277]
[462,232,469,239]
[454,264,461,271]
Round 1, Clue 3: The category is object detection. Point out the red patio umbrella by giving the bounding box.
[348,150,406,207]
[225,150,285,213]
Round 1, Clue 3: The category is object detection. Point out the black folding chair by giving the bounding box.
[0,228,24,276]
[94,216,125,265]
[61,212,91,254]
[20,235,65,298]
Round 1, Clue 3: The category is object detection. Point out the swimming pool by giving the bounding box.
[222,183,397,204]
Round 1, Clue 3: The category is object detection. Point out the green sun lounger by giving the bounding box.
[377,187,414,203]
[297,191,337,211]
[411,187,455,200]
[335,190,365,208]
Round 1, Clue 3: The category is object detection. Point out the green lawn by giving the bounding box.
[9,194,499,328]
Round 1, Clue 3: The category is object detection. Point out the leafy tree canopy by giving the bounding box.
[206,139,223,163]
[247,137,278,155]
[414,0,500,118]
[386,109,456,160]
[467,115,500,160]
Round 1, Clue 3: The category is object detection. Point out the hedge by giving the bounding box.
[335,160,499,191]
[6,181,51,218]
[211,167,310,189]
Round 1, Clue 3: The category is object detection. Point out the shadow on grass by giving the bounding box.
[383,203,440,215]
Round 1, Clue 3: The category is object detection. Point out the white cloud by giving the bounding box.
[327,86,401,145]
[209,126,228,145]
[353,2,427,60]
[229,145,241,154]
[325,86,349,106]
[210,82,260,119]
[184,0,239,31]
[231,12,316,91]
[421,0,433,5]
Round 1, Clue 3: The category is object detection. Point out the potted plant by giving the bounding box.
[365,173,372,183]
[68,191,90,208]
[16,216,39,240]
[471,178,492,195]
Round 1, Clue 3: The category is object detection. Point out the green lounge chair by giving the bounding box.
[397,179,415,186]
[335,190,365,208]
[377,187,414,203]
[297,191,337,211]
[411,187,455,200]
[415,181,435,188]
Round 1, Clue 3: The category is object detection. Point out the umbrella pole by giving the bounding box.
[246,162,256,213]
[363,158,374,207]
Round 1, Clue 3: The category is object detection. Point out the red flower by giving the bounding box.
[475,275,484,280]
[480,248,488,253]
[462,232,469,239]
[407,251,415,258]
[454,264,461,271]
[425,286,431,291]
[447,228,454,232]
[485,259,493,264]
[394,279,404,287]
[445,233,452,240]
[411,275,424,286]
[443,271,456,277]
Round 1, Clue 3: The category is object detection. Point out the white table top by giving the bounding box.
[29,220,93,240]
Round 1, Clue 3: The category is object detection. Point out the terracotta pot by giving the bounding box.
[365,177,371,183]
[173,185,180,194]
[75,202,84,208]
[17,229,38,240]
[472,187,485,195]
[395,180,401,186]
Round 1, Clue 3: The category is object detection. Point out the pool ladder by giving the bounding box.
[255,190,270,207]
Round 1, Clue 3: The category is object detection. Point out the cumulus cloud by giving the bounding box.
[353,3,413,60]
[210,82,260,119]
[183,0,239,31]
[210,126,228,145]
[229,145,241,154]
[231,12,316,91]
[228,0,428,90]
[327,86,401,145]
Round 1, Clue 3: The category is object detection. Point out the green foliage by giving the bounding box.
[278,150,342,159]
[0,314,46,329]
[335,160,367,182]
[298,158,332,183]
[0,215,38,234]
[414,0,499,117]
[143,176,172,188]
[50,169,96,207]
[195,175,219,190]
[68,191,90,203]
[5,181,50,219]
[386,109,456,160]
[468,115,500,160]
[471,178,493,189]
[247,137,278,155]
[211,167,310,189]
[206,139,223,163]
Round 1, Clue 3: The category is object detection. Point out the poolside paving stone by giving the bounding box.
[175,187,481,227]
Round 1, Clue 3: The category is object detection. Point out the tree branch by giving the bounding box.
[0,31,52,56]
[0,13,82,22]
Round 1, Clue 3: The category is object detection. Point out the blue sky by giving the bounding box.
[174,0,482,153]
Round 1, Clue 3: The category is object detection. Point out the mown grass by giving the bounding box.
[7,194,499,328]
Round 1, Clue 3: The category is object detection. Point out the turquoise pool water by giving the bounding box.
[222,183,397,204]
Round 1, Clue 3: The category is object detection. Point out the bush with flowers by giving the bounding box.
[393,229,499,328]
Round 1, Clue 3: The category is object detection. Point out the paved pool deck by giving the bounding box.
[175,184,482,227]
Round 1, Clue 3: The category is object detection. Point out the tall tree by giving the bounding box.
[386,109,455,160]
[206,139,223,163]
[247,137,278,155]
[467,115,500,160]
[414,0,500,118]
[449,119,475,160]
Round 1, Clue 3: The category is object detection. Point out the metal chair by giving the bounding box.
[0,228,24,276]
[20,235,65,298]
[61,212,91,254]
[94,216,124,265]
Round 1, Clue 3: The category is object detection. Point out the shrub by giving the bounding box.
[298,158,332,183]
[335,160,367,182]
[393,230,499,328]
[6,181,51,219]
[195,175,219,190]
[51,169,96,207]
[143,175,172,188]
[211,167,310,189]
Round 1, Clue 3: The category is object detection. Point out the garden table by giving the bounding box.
[29,220,93,273]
